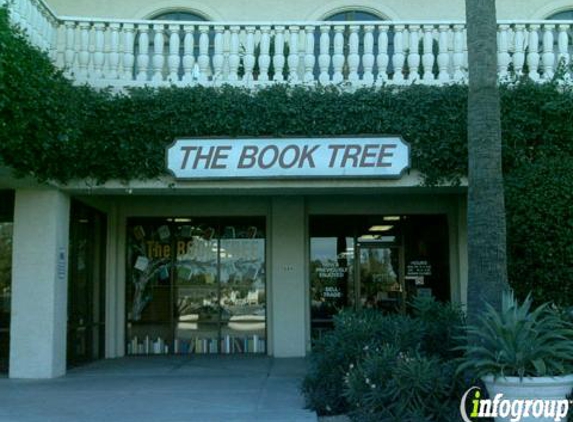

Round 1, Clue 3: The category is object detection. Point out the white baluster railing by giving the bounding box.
[6,3,573,90]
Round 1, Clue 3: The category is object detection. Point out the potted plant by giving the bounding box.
[457,291,573,422]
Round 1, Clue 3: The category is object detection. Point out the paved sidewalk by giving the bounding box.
[0,356,317,422]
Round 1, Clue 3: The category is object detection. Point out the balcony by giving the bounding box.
[5,0,573,90]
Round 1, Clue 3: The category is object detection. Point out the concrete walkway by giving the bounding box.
[0,356,318,422]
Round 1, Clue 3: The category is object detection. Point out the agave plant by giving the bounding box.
[457,292,573,379]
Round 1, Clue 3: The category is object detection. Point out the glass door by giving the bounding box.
[219,226,266,354]
[174,220,220,354]
[67,201,107,366]
[356,242,405,313]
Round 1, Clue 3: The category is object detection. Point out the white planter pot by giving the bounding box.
[482,374,573,422]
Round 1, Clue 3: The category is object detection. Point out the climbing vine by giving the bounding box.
[1,8,573,305]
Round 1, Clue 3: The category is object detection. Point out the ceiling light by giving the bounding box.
[383,216,401,221]
[369,225,393,232]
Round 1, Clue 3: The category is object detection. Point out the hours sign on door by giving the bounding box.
[166,137,410,179]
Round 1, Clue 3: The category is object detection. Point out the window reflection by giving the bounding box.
[310,215,450,339]
[127,217,266,355]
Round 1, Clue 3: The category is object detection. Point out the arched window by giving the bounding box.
[324,10,383,21]
[134,10,209,82]
[320,10,388,82]
[150,11,207,21]
[547,10,573,20]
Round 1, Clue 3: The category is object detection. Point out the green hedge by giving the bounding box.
[1,8,573,305]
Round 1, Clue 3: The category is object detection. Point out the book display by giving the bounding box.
[126,217,266,356]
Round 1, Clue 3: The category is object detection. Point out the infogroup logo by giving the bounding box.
[460,386,570,422]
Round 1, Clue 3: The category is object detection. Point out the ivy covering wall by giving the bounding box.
[1,8,572,305]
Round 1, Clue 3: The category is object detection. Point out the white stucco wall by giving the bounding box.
[45,0,565,21]
[9,189,70,379]
[270,197,307,357]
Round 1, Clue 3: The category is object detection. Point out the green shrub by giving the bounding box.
[411,296,466,360]
[302,301,465,417]
[0,7,95,182]
[345,347,463,422]
[301,310,425,415]
[505,156,573,307]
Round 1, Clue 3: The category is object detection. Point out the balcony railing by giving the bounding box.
[5,0,573,89]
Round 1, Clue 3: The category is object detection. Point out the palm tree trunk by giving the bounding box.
[465,0,510,321]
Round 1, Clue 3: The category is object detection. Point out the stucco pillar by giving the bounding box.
[9,189,70,378]
[270,197,306,357]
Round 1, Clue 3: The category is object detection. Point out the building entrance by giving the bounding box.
[126,217,266,355]
[356,241,405,313]
[310,214,450,338]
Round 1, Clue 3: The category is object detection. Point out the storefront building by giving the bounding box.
[0,0,571,378]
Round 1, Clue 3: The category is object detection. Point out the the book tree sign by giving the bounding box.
[166,137,410,179]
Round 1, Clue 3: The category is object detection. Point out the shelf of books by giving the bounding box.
[126,333,266,355]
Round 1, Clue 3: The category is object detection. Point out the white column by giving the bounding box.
[303,25,316,84]
[106,23,120,80]
[347,25,360,85]
[167,24,181,83]
[212,26,224,84]
[497,24,510,80]
[362,25,375,85]
[406,25,420,82]
[258,26,271,83]
[422,25,435,83]
[271,197,306,357]
[287,26,300,83]
[181,25,195,84]
[452,24,465,82]
[152,24,165,83]
[437,25,450,84]
[332,25,344,84]
[527,25,540,81]
[392,25,405,84]
[9,190,70,379]
[512,24,526,76]
[197,25,210,85]
[376,25,389,85]
[272,26,285,82]
[243,26,256,87]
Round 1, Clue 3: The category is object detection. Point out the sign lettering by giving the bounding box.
[167,137,410,179]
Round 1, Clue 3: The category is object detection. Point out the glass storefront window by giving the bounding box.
[310,236,354,322]
[309,215,450,339]
[126,217,266,355]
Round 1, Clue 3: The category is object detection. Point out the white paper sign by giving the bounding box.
[166,137,410,179]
